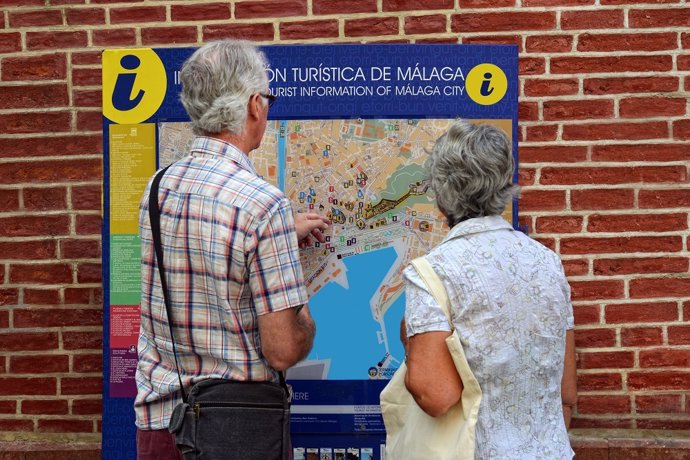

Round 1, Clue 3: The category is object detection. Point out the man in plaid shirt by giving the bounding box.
[134,39,330,459]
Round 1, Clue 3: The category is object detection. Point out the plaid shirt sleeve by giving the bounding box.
[247,196,308,316]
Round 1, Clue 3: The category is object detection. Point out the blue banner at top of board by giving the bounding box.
[153,44,518,122]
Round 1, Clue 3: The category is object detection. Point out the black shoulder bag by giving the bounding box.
[148,166,292,460]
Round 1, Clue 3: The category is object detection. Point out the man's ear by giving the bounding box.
[247,93,262,120]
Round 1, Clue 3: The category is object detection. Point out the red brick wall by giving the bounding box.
[0,0,688,440]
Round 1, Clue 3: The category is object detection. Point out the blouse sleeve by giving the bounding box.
[403,263,452,337]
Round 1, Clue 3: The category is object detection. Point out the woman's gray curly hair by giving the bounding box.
[179,39,270,136]
[426,120,519,227]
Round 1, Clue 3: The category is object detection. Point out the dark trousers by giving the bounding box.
[137,428,183,460]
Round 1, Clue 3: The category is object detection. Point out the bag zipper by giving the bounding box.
[193,401,286,418]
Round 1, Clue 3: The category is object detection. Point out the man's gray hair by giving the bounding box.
[426,119,519,226]
[179,39,270,136]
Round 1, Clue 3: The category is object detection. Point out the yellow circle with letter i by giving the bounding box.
[103,48,167,124]
[466,63,508,106]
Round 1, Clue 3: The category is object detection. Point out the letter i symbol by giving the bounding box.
[112,55,145,111]
[480,72,494,97]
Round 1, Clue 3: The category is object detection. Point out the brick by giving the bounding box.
[73,89,102,108]
[76,215,102,235]
[628,371,690,390]
[552,55,672,74]
[77,110,102,131]
[674,119,690,140]
[595,257,688,276]
[61,239,101,259]
[24,187,68,210]
[404,15,447,35]
[452,12,555,32]
[577,373,622,391]
[24,288,61,305]
[668,326,690,345]
[630,8,690,28]
[383,0,453,10]
[0,240,56,260]
[519,101,538,121]
[544,99,614,120]
[10,264,73,285]
[574,304,601,326]
[588,213,687,233]
[61,377,102,395]
[38,419,94,433]
[22,399,69,415]
[524,78,578,97]
[64,287,93,305]
[11,355,69,374]
[0,215,70,237]
[519,57,546,75]
[571,418,632,429]
[72,68,102,87]
[584,76,678,95]
[525,35,573,53]
[542,165,684,185]
[0,290,19,307]
[637,419,690,430]
[0,401,17,414]
[26,31,88,50]
[72,399,102,415]
[518,190,566,211]
[313,0,377,14]
[0,311,7,329]
[640,189,690,209]
[562,236,682,255]
[562,259,589,277]
[0,378,57,396]
[71,185,102,211]
[462,35,522,48]
[0,0,44,4]
[570,280,624,301]
[535,215,582,233]
[580,351,635,369]
[72,51,102,66]
[579,32,677,52]
[621,327,663,347]
[0,419,36,431]
[0,33,22,54]
[593,144,690,162]
[525,124,557,141]
[110,6,166,24]
[235,0,307,19]
[345,17,399,37]
[575,328,616,348]
[605,302,678,324]
[461,0,515,6]
[0,84,69,110]
[280,20,339,40]
[565,121,670,141]
[1,112,72,135]
[63,331,102,350]
[73,354,102,373]
[571,189,635,210]
[92,28,137,46]
[14,308,102,328]
[578,395,631,414]
[0,190,20,212]
[0,134,102,159]
[620,97,687,118]
[203,23,275,42]
[141,26,198,45]
[171,3,230,21]
[0,159,102,184]
[534,237,555,251]
[520,146,587,163]
[9,9,63,27]
[640,349,690,368]
[0,332,58,351]
[77,263,102,283]
[1,54,67,82]
[561,9,623,29]
[518,168,535,186]
[630,278,690,299]
[66,8,106,25]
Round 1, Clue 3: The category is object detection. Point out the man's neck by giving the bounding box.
[208,130,252,155]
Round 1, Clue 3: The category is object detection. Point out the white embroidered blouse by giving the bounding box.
[404,215,575,460]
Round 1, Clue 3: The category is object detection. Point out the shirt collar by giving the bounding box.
[189,136,258,176]
[442,215,513,243]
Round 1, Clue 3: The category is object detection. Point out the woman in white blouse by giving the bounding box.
[401,120,577,459]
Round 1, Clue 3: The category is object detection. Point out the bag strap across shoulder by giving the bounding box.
[410,257,454,330]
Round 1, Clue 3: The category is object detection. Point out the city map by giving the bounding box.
[158,118,512,380]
